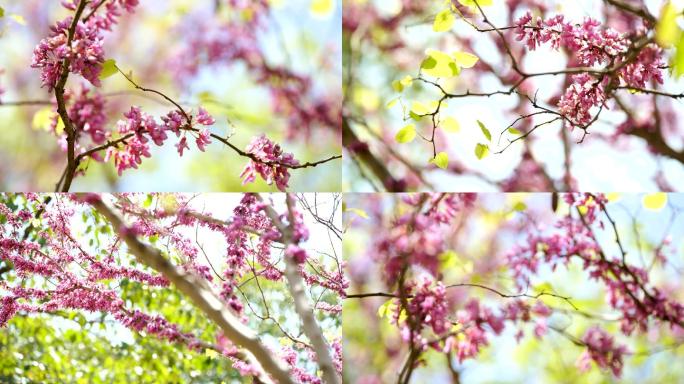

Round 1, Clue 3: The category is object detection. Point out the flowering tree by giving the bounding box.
[342,0,684,191]
[343,193,684,382]
[0,1,341,191]
[0,193,345,383]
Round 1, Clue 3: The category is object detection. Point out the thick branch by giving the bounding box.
[259,195,341,384]
[56,0,90,193]
[343,116,405,192]
[91,198,294,384]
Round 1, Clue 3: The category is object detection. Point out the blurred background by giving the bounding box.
[343,193,684,383]
[0,0,341,191]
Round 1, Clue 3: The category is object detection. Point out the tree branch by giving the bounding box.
[91,198,294,384]
[258,195,341,384]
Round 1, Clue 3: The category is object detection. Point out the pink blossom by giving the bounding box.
[578,326,627,377]
[195,129,212,151]
[558,74,606,127]
[285,244,308,264]
[176,136,189,156]
[196,107,215,126]
[31,18,105,90]
[240,134,300,191]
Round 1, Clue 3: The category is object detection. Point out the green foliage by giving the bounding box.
[475,143,489,159]
[395,124,417,143]
[433,9,455,32]
[477,120,492,142]
[430,152,449,169]
[99,59,118,80]
[421,49,460,78]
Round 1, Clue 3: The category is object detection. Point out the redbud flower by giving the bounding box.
[195,129,212,151]
[196,107,215,126]
[285,244,308,264]
[240,134,299,192]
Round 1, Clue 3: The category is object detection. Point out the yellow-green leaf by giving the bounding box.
[99,59,118,80]
[310,0,334,17]
[395,124,417,143]
[377,299,394,319]
[411,101,431,116]
[475,143,489,159]
[421,49,460,78]
[430,152,449,169]
[32,108,57,131]
[441,117,460,132]
[508,127,522,135]
[0,7,4,18]
[675,34,684,77]
[458,0,493,8]
[433,9,455,32]
[656,1,682,47]
[9,14,25,25]
[453,51,479,68]
[513,201,527,212]
[478,120,491,141]
[386,97,400,109]
[345,208,368,219]
[643,193,668,211]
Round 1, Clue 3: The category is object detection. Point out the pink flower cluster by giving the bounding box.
[515,13,628,66]
[106,107,214,175]
[64,86,109,145]
[515,13,665,128]
[507,193,684,341]
[577,326,628,377]
[444,299,551,363]
[31,18,105,90]
[240,134,300,192]
[373,194,476,283]
[285,244,308,264]
[399,278,449,336]
[32,1,139,90]
[558,74,607,126]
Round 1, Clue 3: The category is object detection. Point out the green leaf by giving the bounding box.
[474,143,489,159]
[441,117,460,133]
[643,193,668,211]
[32,108,56,131]
[409,111,422,121]
[411,101,431,116]
[99,59,118,80]
[656,1,681,47]
[453,51,479,68]
[386,97,400,109]
[433,9,455,32]
[0,7,4,18]
[508,127,522,135]
[458,0,493,8]
[377,299,394,319]
[345,208,369,219]
[421,49,460,78]
[430,152,449,169]
[675,34,684,77]
[392,80,404,93]
[478,120,491,141]
[513,201,527,212]
[395,124,417,143]
[9,14,25,25]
